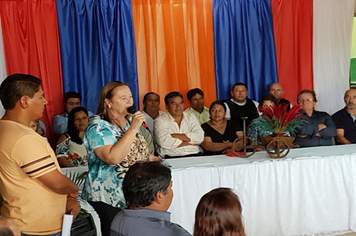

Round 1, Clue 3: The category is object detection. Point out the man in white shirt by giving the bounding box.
[141,92,165,132]
[154,91,204,158]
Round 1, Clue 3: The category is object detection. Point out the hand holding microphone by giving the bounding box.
[127,105,149,131]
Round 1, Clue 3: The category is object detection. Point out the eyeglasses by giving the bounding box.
[298,98,314,104]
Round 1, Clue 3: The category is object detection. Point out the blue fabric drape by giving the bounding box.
[213,0,278,102]
[56,0,139,113]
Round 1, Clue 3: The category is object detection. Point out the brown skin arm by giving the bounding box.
[335,128,352,144]
[57,156,74,167]
[37,169,79,199]
[200,137,232,152]
[66,198,81,219]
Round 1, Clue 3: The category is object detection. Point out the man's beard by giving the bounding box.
[346,102,356,109]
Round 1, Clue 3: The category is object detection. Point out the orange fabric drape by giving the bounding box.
[131,0,216,110]
[271,0,314,104]
[0,0,64,146]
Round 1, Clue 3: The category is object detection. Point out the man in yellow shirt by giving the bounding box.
[0,74,80,236]
[185,88,210,125]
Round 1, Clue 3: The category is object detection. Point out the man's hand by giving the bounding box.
[318,124,326,131]
[171,133,190,142]
[66,198,81,219]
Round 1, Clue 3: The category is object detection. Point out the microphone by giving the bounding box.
[127,105,149,130]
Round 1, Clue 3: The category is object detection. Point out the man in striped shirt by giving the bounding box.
[0,74,80,236]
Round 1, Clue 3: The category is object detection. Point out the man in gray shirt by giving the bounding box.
[110,161,191,236]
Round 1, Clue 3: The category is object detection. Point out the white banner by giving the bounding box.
[313,0,355,115]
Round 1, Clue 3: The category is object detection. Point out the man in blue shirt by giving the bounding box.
[110,161,191,236]
[52,92,93,135]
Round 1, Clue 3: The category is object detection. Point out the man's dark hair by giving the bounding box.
[0,74,41,110]
[0,227,15,236]
[64,91,82,103]
[164,91,183,106]
[123,161,172,208]
[143,92,160,103]
[186,88,204,101]
[231,82,247,91]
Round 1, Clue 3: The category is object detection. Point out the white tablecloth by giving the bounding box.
[167,145,356,236]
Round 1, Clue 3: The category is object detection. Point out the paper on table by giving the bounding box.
[62,214,73,236]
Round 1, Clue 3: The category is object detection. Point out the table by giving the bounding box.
[167,144,356,236]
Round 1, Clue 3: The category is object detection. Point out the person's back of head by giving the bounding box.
[123,161,172,211]
[0,228,15,236]
[0,216,20,236]
[194,188,245,236]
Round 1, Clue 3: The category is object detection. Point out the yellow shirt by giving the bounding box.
[185,107,210,124]
[0,120,66,235]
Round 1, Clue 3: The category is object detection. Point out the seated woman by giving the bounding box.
[56,106,89,167]
[194,188,245,236]
[294,90,336,147]
[82,81,159,235]
[201,101,243,155]
[247,94,276,144]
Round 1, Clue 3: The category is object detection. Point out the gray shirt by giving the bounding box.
[110,209,191,236]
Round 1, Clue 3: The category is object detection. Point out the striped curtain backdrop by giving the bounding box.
[0,0,355,145]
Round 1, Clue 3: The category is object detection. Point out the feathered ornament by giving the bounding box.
[257,103,308,135]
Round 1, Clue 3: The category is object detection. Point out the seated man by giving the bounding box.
[53,91,93,136]
[141,92,165,132]
[269,82,291,110]
[154,92,204,158]
[224,83,259,128]
[110,161,191,236]
[185,88,210,124]
[332,88,356,144]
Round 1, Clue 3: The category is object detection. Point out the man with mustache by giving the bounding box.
[332,88,356,144]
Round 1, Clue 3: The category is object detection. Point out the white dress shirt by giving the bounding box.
[153,111,204,157]
[142,110,165,132]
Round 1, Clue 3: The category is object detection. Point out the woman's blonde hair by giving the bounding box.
[97,81,128,121]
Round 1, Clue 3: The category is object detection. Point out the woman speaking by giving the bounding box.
[82,81,157,235]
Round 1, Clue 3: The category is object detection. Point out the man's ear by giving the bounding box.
[20,96,30,109]
[155,191,164,205]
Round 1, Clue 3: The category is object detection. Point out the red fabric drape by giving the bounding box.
[131,0,217,110]
[271,0,314,104]
[0,0,64,146]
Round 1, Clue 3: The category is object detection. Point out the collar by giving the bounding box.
[122,209,171,221]
[230,98,247,106]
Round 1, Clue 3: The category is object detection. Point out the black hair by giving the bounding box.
[258,94,276,107]
[0,227,15,236]
[64,91,82,103]
[123,161,172,208]
[67,106,88,144]
[164,91,183,106]
[186,88,204,101]
[0,74,41,110]
[231,82,247,91]
[143,92,160,103]
[209,100,226,112]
